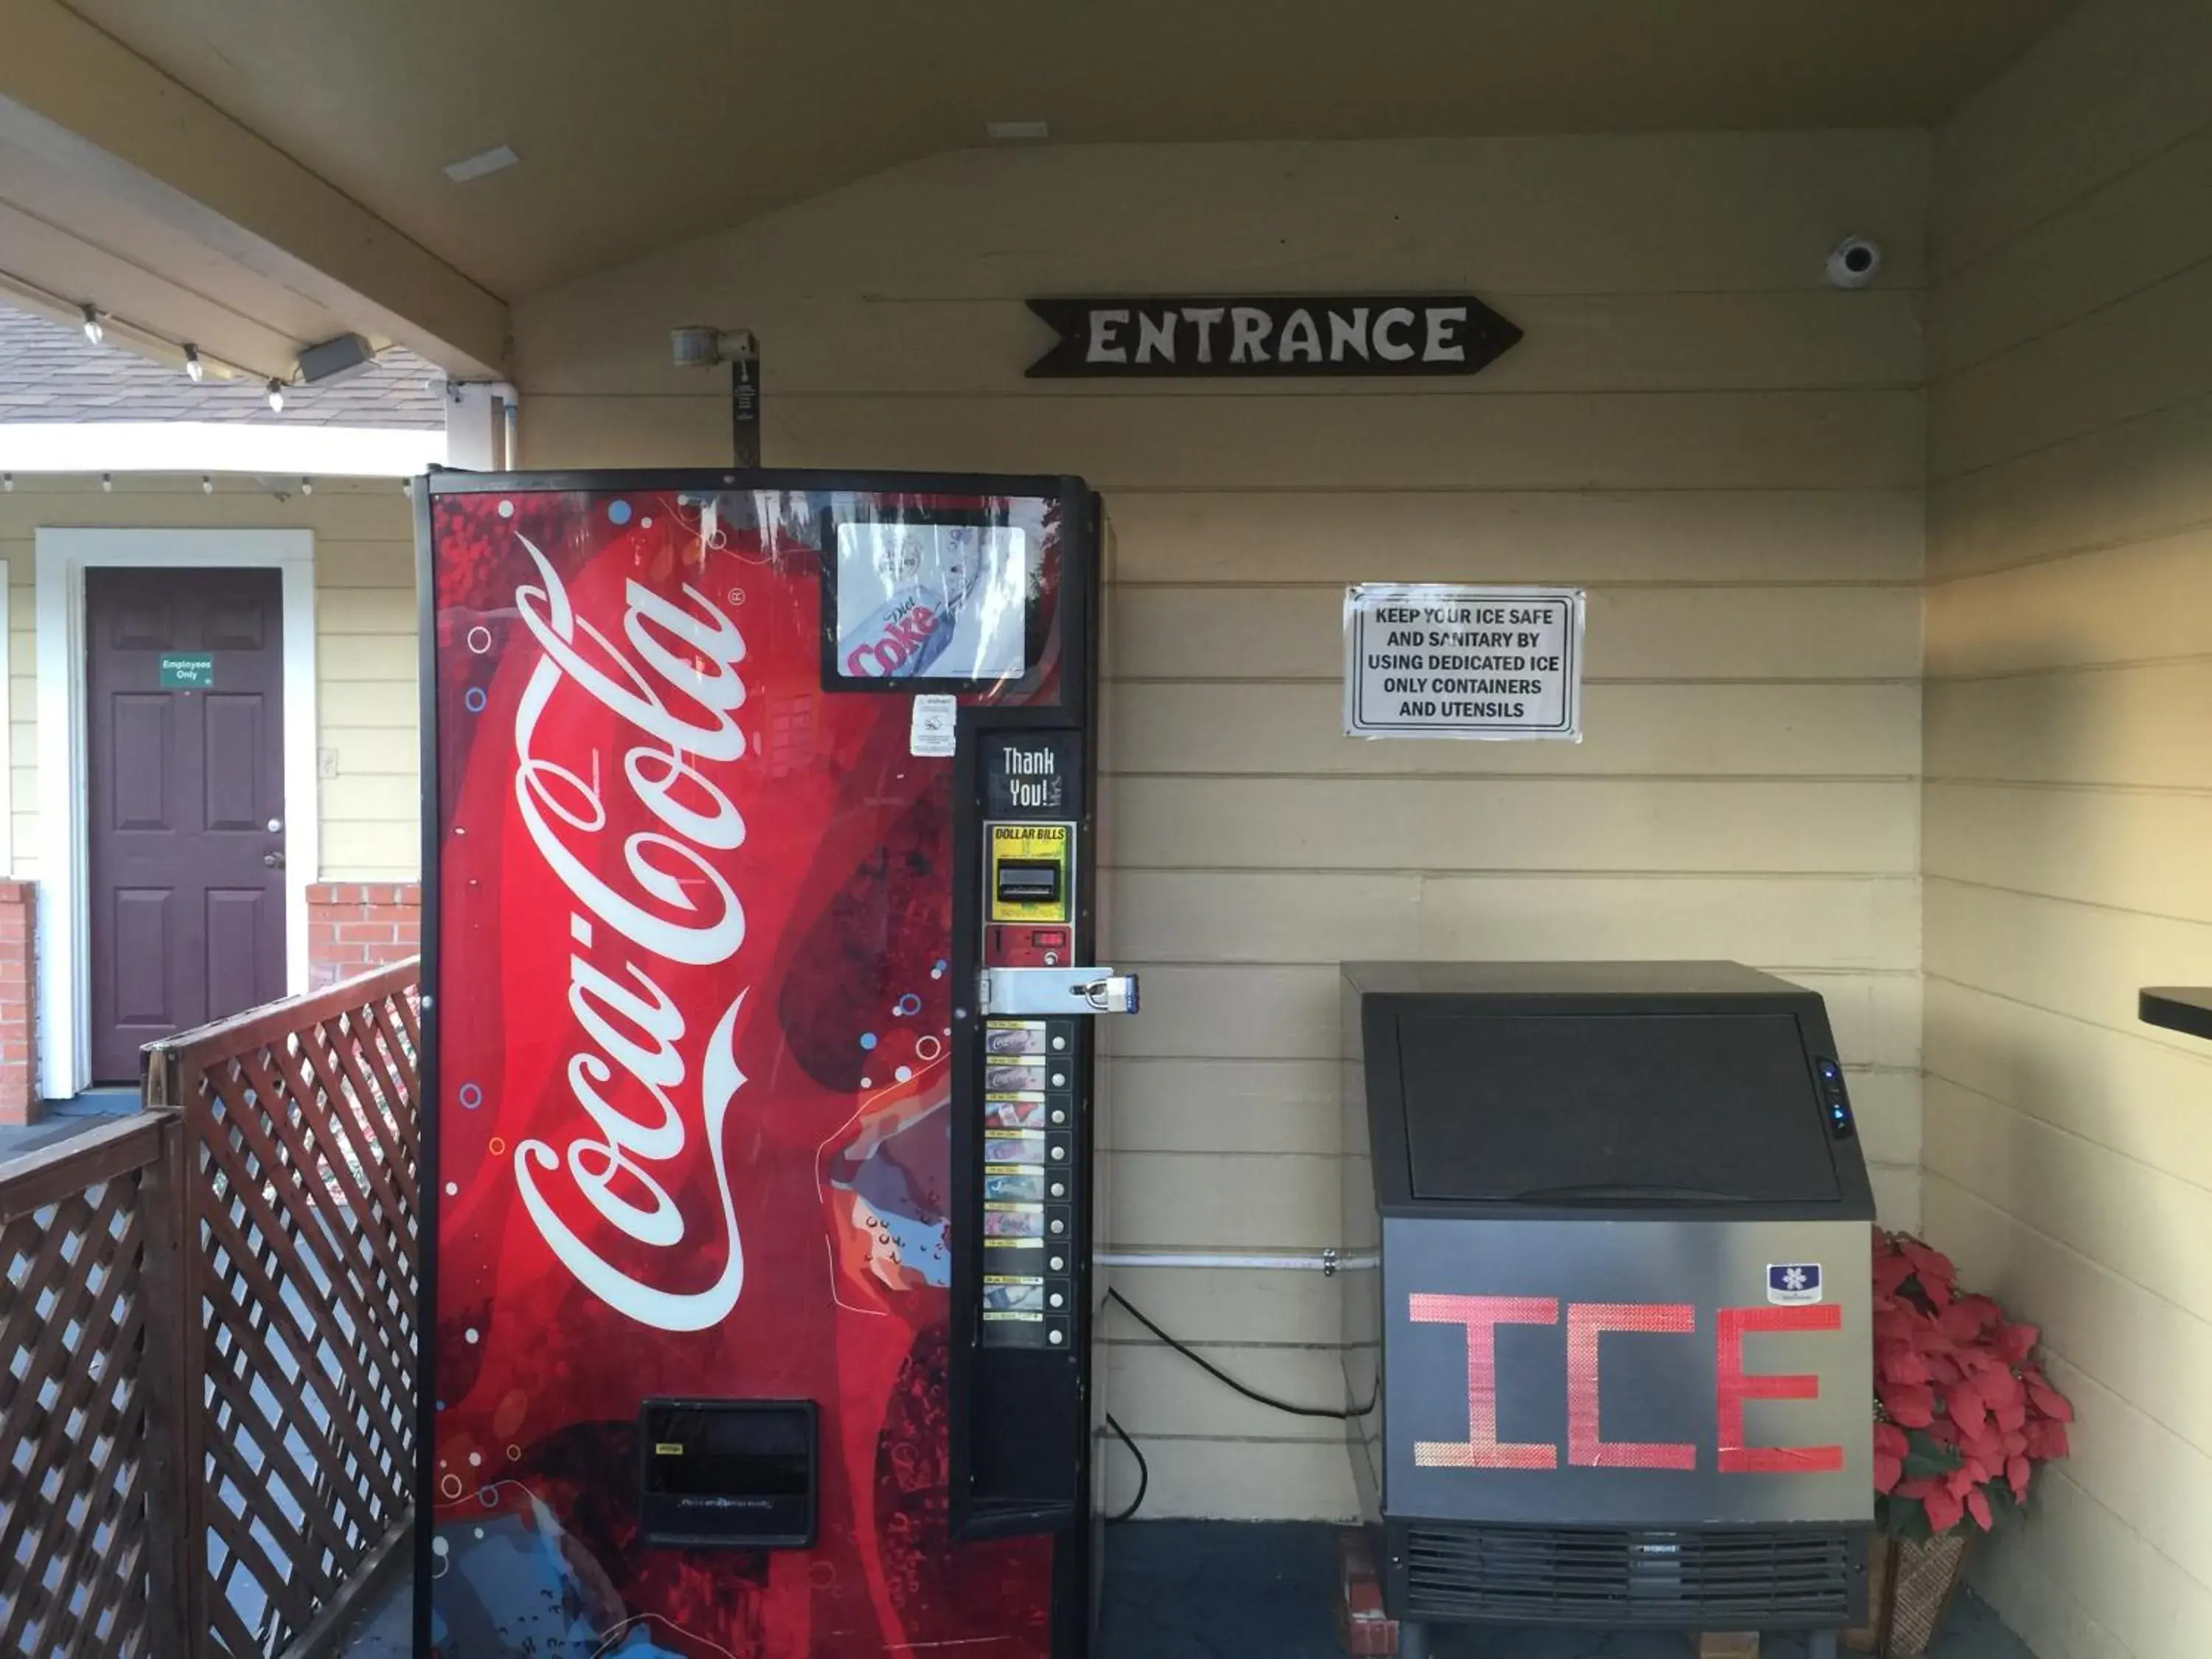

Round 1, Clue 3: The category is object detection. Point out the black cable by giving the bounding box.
[1105,1413,1147,1523]
[1106,1287,1370,1422]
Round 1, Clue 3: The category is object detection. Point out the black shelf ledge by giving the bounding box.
[2140,987,2212,1043]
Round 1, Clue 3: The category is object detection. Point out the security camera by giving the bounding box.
[1826,237,1882,291]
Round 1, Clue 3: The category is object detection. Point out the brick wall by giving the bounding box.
[0,882,36,1124]
[307,883,422,990]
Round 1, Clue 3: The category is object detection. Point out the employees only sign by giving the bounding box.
[1344,584,1584,741]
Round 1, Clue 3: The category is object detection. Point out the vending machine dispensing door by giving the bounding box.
[418,470,1131,1659]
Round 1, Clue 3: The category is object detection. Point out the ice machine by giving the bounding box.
[1342,962,1874,1653]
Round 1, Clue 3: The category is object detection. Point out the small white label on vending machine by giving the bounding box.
[910,694,958,757]
[1344,583,1585,742]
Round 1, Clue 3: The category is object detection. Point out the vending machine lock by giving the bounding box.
[978,967,1141,1017]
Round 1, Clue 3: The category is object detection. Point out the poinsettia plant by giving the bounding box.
[1872,1230,2073,1538]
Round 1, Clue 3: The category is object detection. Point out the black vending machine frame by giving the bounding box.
[414,468,1105,1659]
[945,491,1105,1659]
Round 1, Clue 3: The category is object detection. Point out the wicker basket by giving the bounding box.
[1840,1534,1972,1657]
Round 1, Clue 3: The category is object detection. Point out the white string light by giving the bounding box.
[0,264,265,386]
[266,380,286,413]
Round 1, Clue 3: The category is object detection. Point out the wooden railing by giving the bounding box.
[0,959,422,1659]
[0,1112,180,1659]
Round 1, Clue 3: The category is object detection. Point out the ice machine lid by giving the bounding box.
[1396,1010,1841,1205]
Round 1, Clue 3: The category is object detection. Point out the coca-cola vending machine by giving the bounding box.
[414,470,1133,1658]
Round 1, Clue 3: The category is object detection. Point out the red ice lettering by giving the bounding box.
[1567,1302,1697,1470]
[1411,1296,1845,1475]
[1408,1293,1560,1469]
[1716,1304,1845,1473]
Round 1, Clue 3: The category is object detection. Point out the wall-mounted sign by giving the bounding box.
[160,653,215,689]
[1026,295,1521,378]
[1344,584,1584,741]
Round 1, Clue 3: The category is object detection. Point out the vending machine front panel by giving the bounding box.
[419,471,1101,1659]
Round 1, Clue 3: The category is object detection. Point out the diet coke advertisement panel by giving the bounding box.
[420,479,1077,1659]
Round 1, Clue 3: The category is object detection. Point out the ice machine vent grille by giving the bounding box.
[1402,1524,1855,1625]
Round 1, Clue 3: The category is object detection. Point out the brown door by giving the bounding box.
[86,566,288,1082]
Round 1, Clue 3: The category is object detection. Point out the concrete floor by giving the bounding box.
[342,1521,2035,1658]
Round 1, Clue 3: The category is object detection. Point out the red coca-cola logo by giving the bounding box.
[504,532,755,1331]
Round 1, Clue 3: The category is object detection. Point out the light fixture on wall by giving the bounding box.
[202,476,215,494]
[184,345,205,383]
[300,477,314,495]
[266,380,287,413]
[100,473,112,493]
[669,326,758,368]
[297,333,373,383]
[80,305,103,345]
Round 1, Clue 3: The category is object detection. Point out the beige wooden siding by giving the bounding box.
[0,474,418,882]
[1925,1,2212,1652]
[513,131,1929,1520]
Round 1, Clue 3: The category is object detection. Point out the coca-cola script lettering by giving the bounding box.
[507,532,752,1332]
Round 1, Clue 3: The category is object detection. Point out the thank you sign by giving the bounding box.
[1345,584,1584,741]
[1026,295,1521,378]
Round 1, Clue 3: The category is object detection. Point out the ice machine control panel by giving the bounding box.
[1816,1056,1855,1138]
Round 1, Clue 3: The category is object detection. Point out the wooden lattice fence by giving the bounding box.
[0,1114,179,1659]
[147,958,422,1658]
[0,957,421,1659]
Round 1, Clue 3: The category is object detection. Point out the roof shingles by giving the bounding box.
[0,305,445,428]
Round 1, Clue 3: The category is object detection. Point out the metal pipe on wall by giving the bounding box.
[1096,1249,1378,1274]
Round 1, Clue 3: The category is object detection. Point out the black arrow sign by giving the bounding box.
[1026,294,1522,379]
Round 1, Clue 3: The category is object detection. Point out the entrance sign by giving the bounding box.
[1026,295,1520,378]
[1344,583,1584,741]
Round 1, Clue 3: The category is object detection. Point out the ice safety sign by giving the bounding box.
[1344,582,1584,741]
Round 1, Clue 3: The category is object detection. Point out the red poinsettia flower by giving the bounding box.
[1873,1422,1908,1495]
[1879,1381,1936,1428]
[1870,1228,2073,1540]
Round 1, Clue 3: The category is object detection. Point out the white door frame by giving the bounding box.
[34,529,318,1100]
